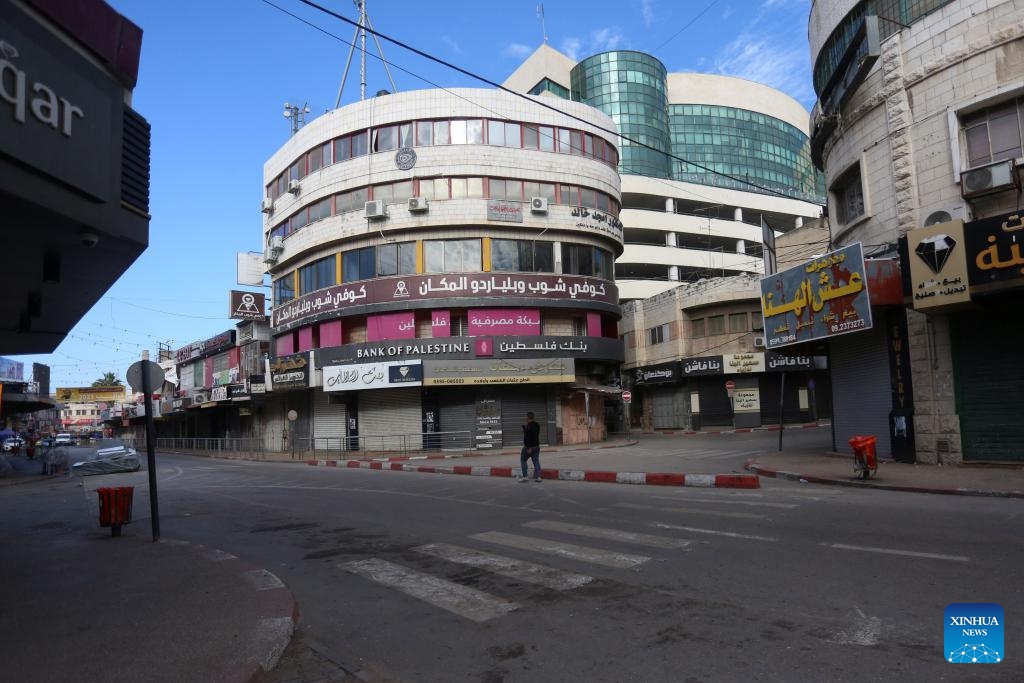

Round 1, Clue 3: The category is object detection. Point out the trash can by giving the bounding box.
[848,436,878,480]
[97,486,134,537]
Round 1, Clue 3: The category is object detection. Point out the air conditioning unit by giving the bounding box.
[960,159,1018,199]
[753,336,766,348]
[263,235,285,264]
[261,197,274,213]
[365,200,388,219]
[408,196,429,212]
[287,179,301,194]
[263,246,278,265]
[192,392,209,405]
[530,196,548,213]
[269,235,284,250]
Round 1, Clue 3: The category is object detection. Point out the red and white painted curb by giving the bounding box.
[307,458,759,489]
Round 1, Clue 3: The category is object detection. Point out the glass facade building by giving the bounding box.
[571,51,672,179]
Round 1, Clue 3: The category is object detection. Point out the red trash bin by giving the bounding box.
[847,436,877,480]
[97,487,134,537]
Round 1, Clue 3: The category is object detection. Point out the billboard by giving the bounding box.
[0,357,24,382]
[56,386,127,403]
[760,243,872,349]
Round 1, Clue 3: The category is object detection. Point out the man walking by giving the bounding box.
[519,411,542,482]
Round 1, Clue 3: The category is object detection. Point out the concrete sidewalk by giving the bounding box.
[0,454,296,683]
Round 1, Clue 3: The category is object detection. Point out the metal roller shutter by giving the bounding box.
[698,379,732,427]
[261,396,287,452]
[312,390,347,452]
[436,388,476,450]
[652,386,687,429]
[951,307,1024,462]
[759,374,804,425]
[359,388,423,452]
[831,324,892,457]
[500,388,548,447]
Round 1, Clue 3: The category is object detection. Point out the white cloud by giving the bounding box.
[442,36,463,55]
[713,33,815,106]
[560,37,583,60]
[639,0,656,28]
[504,43,533,59]
[590,27,625,52]
[560,26,626,61]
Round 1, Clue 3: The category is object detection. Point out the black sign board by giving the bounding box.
[965,211,1024,296]
[633,361,680,385]
[680,356,724,376]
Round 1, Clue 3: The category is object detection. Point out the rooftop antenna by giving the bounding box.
[283,101,310,136]
[336,0,398,107]
[537,4,548,44]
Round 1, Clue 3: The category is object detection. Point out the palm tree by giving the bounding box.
[92,372,123,387]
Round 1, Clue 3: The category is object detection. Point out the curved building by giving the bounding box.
[259,89,624,452]
[808,0,1024,463]
[504,46,825,302]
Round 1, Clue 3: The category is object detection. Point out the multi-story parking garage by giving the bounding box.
[257,89,624,452]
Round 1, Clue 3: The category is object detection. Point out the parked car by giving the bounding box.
[55,433,75,446]
[2,437,25,452]
[70,440,141,476]
[39,436,56,448]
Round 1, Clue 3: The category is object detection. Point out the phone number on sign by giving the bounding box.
[830,319,866,333]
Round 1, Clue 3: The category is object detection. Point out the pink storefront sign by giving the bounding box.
[468,308,540,336]
[367,311,416,341]
[431,310,450,338]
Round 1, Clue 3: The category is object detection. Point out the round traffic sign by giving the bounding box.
[126,360,165,394]
[724,380,736,390]
[621,390,632,403]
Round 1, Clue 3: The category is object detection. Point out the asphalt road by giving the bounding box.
[113,433,1024,683]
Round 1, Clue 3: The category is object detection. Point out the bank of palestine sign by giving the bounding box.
[760,243,872,350]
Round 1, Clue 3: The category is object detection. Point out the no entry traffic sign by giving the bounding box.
[622,390,632,403]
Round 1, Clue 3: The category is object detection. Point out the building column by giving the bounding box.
[734,207,743,222]
[666,232,677,247]
[665,197,675,213]
[668,266,679,281]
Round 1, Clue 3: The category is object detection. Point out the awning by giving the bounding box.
[568,384,622,397]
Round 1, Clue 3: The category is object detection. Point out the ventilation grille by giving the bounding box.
[121,106,151,214]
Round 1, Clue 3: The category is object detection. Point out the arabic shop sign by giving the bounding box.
[271,274,618,330]
[323,360,423,391]
[733,388,760,413]
[229,290,267,320]
[423,358,575,386]
[269,352,309,389]
[906,220,971,310]
[681,356,724,376]
[315,337,622,366]
[765,352,813,371]
[570,206,624,242]
[725,353,764,374]
[469,308,540,336]
[175,330,235,363]
[965,212,1024,297]
[487,200,523,223]
[634,362,680,384]
[760,242,872,350]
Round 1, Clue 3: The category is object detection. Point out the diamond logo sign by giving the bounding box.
[915,234,956,273]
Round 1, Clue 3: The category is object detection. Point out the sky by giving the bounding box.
[12,0,815,390]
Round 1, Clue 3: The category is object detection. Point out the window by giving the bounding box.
[570,317,587,336]
[691,318,705,337]
[563,244,612,278]
[373,124,399,152]
[963,99,1023,167]
[648,323,669,345]
[752,312,763,331]
[488,120,506,146]
[416,120,433,146]
[299,256,335,295]
[424,239,481,273]
[707,315,725,335]
[212,352,229,374]
[433,120,450,145]
[343,247,376,282]
[491,240,554,272]
[833,164,864,224]
[449,314,468,336]
[377,242,416,276]
[729,313,747,333]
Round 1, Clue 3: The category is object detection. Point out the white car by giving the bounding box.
[55,433,75,446]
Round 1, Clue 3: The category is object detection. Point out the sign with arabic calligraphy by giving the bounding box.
[681,356,724,376]
[367,311,416,341]
[270,274,618,332]
[733,388,760,413]
[487,201,523,223]
[315,337,622,366]
[56,386,127,403]
[634,362,680,384]
[764,352,814,371]
[965,212,1024,296]
[570,206,624,242]
[423,358,575,385]
[905,220,971,309]
[469,308,540,336]
[760,243,872,349]
[269,352,309,389]
[724,353,764,374]
[323,360,423,391]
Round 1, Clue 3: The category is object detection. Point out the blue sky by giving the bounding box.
[12,0,814,390]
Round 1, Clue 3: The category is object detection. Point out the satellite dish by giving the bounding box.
[924,210,953,226]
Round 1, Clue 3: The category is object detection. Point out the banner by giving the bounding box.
[56,386,126,403]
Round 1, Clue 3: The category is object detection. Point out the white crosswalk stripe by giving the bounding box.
[524,520,692,549]
[615,502,766,520]
[471,531,650,569]
[342,558,519,623]
[670,448,763,461]
[414,543,593,590]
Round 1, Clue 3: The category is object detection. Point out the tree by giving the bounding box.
[92,372,123,387]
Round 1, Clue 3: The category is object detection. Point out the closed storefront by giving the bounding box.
[696,379,732,427]
[312,390,347,452]
[261,395,288,452]
[951,305,1024,462]
[651,386,688,429]
[359,388,422,451]
[431,387,476,450]
[830,324,892,457]
[758,373,806,425]
[499,388,549,448]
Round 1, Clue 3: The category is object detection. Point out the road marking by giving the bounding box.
[342,558,519,623]
[471,531,650,569]
[650,496,797,509]
[524,520,691,549]
[615,502,765,520]
[822,543,969,562]
[243,568,285,591]
[414,543,593,590]
[653,522,778,542]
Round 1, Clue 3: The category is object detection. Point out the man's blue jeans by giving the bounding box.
[520,445,541,479]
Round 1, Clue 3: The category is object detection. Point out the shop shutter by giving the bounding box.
[261,396,288,452]
[359,388,422,452]
[698,379,732,427]
[436,388,476,450]
[500,388,549,448]
[951,308,1024,462]
[652,386,687,429]
[759,374,804,425]
[830,324,892,457]
[312,390,347,452]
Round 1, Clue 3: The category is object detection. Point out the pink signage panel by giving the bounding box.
[367,311,416,341]
[319,320,343,348]
[275,335,295,357]
[587,312,601,337]
[297,326,314,352]
[469,308,540,336]
[431,310,451,338]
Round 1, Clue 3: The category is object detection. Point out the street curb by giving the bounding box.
[306,458,760,489]
[159,539,298,682]
[305,440,640,467]
[745,461,1024,499]
[642,421,828,437]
